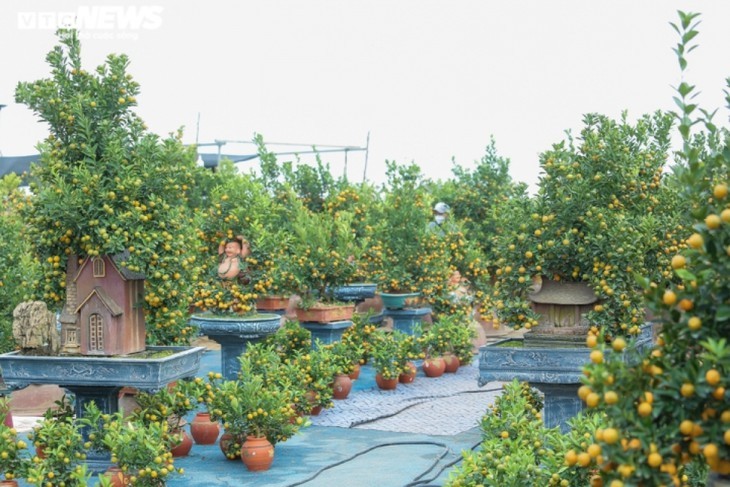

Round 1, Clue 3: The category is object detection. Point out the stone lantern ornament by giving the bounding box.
[524,278,598,348]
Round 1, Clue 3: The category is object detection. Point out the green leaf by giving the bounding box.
[682,30,699,44]
[674,269,696,281]
[716,305,730,322]
[677,82,695,97]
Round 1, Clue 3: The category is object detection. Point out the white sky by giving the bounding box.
[1,1,729,192]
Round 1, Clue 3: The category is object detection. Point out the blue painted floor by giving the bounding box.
[162,350,483,487]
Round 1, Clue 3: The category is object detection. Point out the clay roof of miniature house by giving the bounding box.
[75,286,124,316]
[74,251,145,282]
[59,310,78,324]
[529,279,598,305]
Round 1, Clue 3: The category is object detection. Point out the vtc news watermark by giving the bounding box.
[18,5,164,40]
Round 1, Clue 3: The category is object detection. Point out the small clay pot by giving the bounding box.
[333,374,353,400]
[443,353,460,373]
[399,362,417,384]
[375,373,398,390]
[423,357,446,378]
[190,412,220,445]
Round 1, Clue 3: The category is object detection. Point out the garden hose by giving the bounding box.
[284,440,450,487]
[286,386,501,487]
[350,387,502,427]
[403,439,482,487]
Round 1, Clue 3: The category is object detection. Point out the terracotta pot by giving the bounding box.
[304,390,323,415]
[170,429,193,457]
[219,432,243,461]
[423,357,446,378]
[255,295,291,311]
[443,353,460,374]
[458,355,473,367]
[240,435,275,471]
[295,304,355,323]
[348,363,361,380]
[289,405,305,425]
[375,373,398,390]
[190,412,220,445]
[0,481,20,487]
[105,466,129,487]
[399,362,417,384]
[333,374,353,400]
[34,444,46,459]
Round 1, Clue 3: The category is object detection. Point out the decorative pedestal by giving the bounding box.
[300,320,353,348]
[0,346,204,471]
[190,314,281,380]
[478,324,654,432]
[382,307,431,335]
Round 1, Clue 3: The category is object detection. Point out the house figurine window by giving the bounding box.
[89,313,104,351]
[92,257,105,278]
[65,327,78,346]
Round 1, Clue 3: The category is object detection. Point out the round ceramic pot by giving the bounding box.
[423,357,446,378]
[333,374,353,400]
[219,432,243,461]
[399,361,417,383]
[190,412,221,445]
[104,466,128,487]
[443,353,460,373]
[348,363,361,380]
[170,429,193,457]
[375,373,398,390]
[304,390,323,415]
[241,436,275,472]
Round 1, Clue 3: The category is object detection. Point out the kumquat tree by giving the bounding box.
[14,29,205,344]
[575,12,730,486]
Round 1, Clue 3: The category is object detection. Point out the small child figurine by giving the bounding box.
[217,235,251,280]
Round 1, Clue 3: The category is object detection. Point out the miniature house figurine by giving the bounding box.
[60,253,146,356]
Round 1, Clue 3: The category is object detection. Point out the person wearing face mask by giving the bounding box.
[428,201,450,234]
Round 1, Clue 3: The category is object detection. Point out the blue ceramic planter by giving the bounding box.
[0,345,205,472]
[478,323,654,431]
[332,283,377,304]
[379,292,420,310]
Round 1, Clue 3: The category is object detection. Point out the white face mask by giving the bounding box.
[435,215,446,224]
